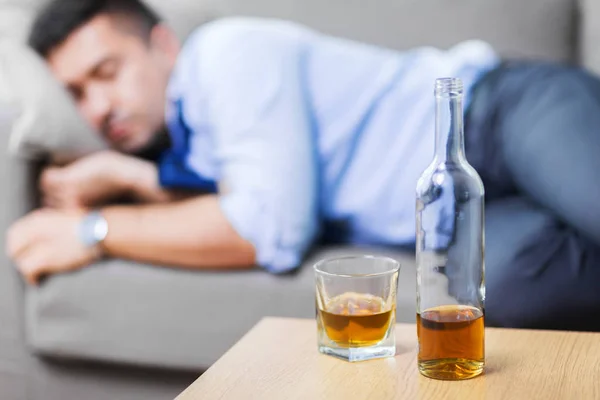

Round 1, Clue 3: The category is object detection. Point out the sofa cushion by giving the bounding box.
[2,0,578,59]
[150,0,579,62]
[580,0,600,75]
[26,246,416,370]
[0,3,33,41]
[212,0,578,62]
[0,40,106,161]
[144,0,217,41]
[0,106,34,400]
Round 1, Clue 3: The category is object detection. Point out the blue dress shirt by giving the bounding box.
[160,17,499,273]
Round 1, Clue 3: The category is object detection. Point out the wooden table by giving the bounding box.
[176,317,600,400]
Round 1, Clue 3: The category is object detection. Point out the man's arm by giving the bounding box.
[6,194,256,285]
[101,195,256,268]
[40,151,194,209]
[122,156,194,204]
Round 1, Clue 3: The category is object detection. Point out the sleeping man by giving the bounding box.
[7,0,600,331]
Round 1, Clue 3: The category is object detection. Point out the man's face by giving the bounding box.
[47,15,178,153]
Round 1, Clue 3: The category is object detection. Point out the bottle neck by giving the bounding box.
[434,92,466,163]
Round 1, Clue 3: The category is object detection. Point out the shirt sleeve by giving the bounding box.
[199,20,319,273]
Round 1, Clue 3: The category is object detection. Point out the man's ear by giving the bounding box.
[149,24,180,67]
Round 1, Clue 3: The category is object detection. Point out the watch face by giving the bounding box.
[79,212,108,247]
[93,214,109,242]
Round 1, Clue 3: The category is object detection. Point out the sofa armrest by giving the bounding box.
[0,108,39,397]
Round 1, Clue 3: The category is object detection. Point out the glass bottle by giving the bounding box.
[415,77,485,380]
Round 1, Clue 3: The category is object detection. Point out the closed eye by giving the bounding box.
[91,57,120,80]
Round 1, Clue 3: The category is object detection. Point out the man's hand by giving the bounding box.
[6,209,98,285]
[40,150,150,209]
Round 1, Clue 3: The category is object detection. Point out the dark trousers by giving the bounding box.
[465,62,600,331]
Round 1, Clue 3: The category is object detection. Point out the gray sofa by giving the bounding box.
[1,0,599,399]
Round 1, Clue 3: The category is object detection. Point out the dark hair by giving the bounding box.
[29,0,161,57]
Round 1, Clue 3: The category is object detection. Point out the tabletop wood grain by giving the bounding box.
[176,317,600,400]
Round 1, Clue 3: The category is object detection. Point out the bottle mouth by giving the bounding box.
[435,77,463,97]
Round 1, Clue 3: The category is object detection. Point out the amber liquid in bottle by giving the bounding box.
[417,305,484,380]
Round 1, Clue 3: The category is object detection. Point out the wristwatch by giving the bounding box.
[79,210,109,251]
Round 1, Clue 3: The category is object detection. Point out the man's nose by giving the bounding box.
[82,86,111,131]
